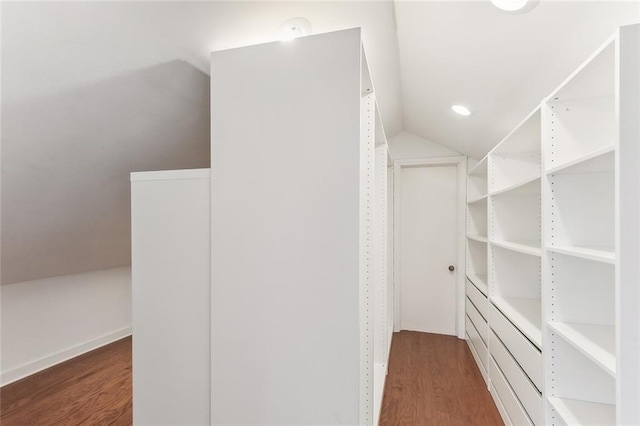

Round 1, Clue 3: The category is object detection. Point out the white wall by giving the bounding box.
[389,130,461,160]
[0,267,131,386]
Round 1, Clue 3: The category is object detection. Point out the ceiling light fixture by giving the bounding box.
[490,0,539,13]
[278,17,312,42]
[452,105,471,116]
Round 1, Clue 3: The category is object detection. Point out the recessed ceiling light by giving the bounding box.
[278,18,312,42]
[452,105,471,116]
[491,0,539,13]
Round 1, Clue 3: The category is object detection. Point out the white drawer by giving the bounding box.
[466,278,488,319]
[466,297,488,344]
[466,315,488,372]
[490,357,534,426]
[490,331,542,425]
[490,303,542,391]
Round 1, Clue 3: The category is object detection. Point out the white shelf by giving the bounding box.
[491,239,541,257]
[546,145,614,175]
[490,152,541,195]
[491,296,541,349]
[547,322,615,376]
[547,37,614,101]
[547,245,615,264]
[468,194,488,204]
[469,157,488,176]
[467,272,488,296]
[490,176,541,197]
[493,106,541,155]
[467,234,488,243]
[491,176,540,198]
[548,397,615,426]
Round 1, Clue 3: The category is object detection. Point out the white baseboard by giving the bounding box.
[1,327,132,387]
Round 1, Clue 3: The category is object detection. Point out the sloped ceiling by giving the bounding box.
[1,1,402,284]
[2,1,639,284]
[395,1,640,160]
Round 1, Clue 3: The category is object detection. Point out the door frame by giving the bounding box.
[393,156,467,339]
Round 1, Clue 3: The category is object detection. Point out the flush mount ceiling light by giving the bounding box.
[278,17,312,41]
[452,105,471,116]
[491,0,539,13]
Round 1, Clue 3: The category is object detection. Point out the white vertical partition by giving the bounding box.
[131,169,211,426]
[209,28,388,425]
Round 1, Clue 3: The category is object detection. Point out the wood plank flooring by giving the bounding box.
[380,331,503,426]
[0,336,132,426]
[0,331,501,425]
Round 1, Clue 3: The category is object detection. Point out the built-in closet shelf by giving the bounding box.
[490,176,541,197]
[491,240,542,257]
[467,234,488,243]
[546,245,615,264]
[470,158,488,176]
[546,145,615,175]
[547,397,615,426]
[547,322,615,376]
[491,296,541,349]
[468,194,488,204]
[467,272,488,296]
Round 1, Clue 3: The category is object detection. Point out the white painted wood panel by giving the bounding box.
[490,303,542,391]
[491,331,542,424]
[466,297,488,345]
[466,316,488,373]
[466,278,488,319]
[131,169,211,426]
[490,357,534,426]
[209,29,378,425]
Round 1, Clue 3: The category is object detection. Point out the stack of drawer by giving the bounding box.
[489,304,542,425]
[465,278,488,383]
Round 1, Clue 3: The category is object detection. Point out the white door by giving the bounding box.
[399,165,458,335]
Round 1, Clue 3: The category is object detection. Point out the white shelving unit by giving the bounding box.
[543,25,640,426]
[487,106,543,426]
[465,156,490,383]
[467,24,639,426]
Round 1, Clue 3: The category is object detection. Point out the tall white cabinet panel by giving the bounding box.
[130,169,211,425]
[209,28,389,425]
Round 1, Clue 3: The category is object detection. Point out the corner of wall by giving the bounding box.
[0,266,132,386]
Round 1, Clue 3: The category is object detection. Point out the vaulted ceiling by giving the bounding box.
[395,1,639,159]
[2,1,638,284]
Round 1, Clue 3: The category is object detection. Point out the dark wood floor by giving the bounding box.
[380,331,503,426]
[0,337,132,426]
[0,332,501,425]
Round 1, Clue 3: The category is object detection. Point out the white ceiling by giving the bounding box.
[395,0,640,160]
[2,1,638,284]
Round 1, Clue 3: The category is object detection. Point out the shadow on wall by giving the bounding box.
[2,59,211,285]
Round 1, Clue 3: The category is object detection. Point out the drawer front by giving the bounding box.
[466,297,488,344]
[490,303,542,391]
[490,331,542,425]
[466,315,488,372]
[490,357,534,426]
[466,279,488,319]
[466,333,488,384]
